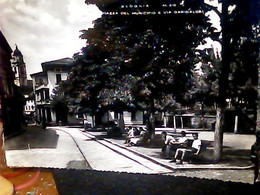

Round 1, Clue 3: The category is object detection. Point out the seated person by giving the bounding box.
[161,131,177,158]
[125,126,134,144]
[133,127,140,136]
[171,131,188,147]
[161,131,188,158]
[172,133,201,164]
[127,127,148,146]
[139,127,146,136]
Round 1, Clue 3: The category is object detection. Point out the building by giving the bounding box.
[31,58,73,125]
[11,45,27,87]
[0,31,25,136]
[11,45,35,123]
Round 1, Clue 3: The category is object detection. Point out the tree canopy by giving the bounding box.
[62,1,217,117]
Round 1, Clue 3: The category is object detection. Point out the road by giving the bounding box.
[50,127,177,174]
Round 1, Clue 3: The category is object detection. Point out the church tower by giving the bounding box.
[12,45,27,87]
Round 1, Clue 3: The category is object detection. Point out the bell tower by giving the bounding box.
[12,45,27,87]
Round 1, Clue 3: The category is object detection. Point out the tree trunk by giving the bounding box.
[119,112,125,133]
[163,112,167,127]
[202,103,205,130]
[91,114,95,128]
[257,59,260,131]
[257,102,260,132]
[147,111,155,138]
[143,109,156,146]
[213,107,224,162]
[146,97,156,141]
[180,115,183,129]
[234,115,238,134]
[213,0,230,163]
[173,114,177,133]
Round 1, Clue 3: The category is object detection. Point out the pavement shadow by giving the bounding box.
[90,132,127,141]
[189,146,252,166]
[221,148,252,166]
[4,126,59,150]
[63,125,84,129]
[140,139,252,166]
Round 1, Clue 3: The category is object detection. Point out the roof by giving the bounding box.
[30,71,46,77]
[31,57,73,78]
[13,45,23,56]
[41,57,73,66]
[41,57,73,72]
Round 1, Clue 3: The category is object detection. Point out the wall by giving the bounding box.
[47,71,69,97]
[104,111,144,125]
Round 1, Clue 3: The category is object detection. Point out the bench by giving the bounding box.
[184,140,207,163]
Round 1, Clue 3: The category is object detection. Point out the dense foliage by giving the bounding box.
[63,0,216,116]
[57,0,258,137]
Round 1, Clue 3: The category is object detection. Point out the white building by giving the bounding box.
[31,58,73,124]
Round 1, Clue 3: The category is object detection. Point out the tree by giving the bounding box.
[51,85,69,124]
[78,1,215,138]
[202,0,259,162]
[62,1,239,148]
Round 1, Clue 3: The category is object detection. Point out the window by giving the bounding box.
[40,90,44,101]
[36,78,43,85]
[56,74,61,84]
[36,92,41,101]
[55,68,61,72]
[45,89,50,100]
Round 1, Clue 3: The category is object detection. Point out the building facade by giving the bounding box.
[31,58,73,125]
[11,45,27,87]
[0,31,25,136]
[11,45,35,123]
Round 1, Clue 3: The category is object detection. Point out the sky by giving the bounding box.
[0,0,102,79]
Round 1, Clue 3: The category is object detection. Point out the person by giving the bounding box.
[250,130,260,184]
[127,127,148,146]
[172,133,201,164]
[139,127,146,136]
[161,131,177,159]
[178,131,188,145]
[133,127,140,136]
[125,126,134,144]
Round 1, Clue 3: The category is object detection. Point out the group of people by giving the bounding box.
[161,131,201,164]
[125,126,148,146]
